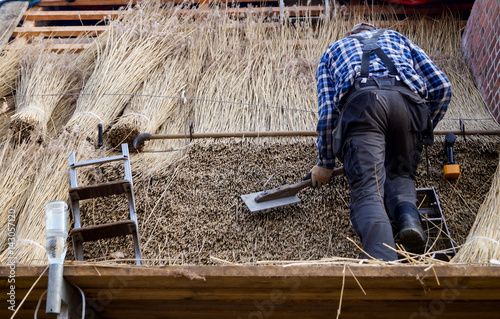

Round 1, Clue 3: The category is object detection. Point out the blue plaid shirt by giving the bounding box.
[316,29,451,168]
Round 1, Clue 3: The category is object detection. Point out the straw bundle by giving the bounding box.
[0,40,22,99]
[65,3,188,140]
[107,59,187,149]
[0,137,38,253]
[452,158,500,264]
[10,50,81,141]
[0,97,14,137]
[0,130,102,265]
[191,13,320,135]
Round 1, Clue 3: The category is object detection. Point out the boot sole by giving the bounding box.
[399,228,427,253]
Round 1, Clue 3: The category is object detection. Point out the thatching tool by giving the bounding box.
[241,167,344,212]
[443,133,460,179]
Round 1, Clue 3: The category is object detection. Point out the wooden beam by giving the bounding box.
[23,9,127,21]
[36,0,141,6]
[22,5,325,22]
[13,25,107,37]
[345,3,474,16]
[1,264,499,319]
[34,0,266,6]
[180,5,325,17]
[0,1,29,48]
[1,265,499,319]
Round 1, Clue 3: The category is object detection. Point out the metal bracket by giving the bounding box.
[189,121,194,142]
[54,277,101,319]
[459,117,466,144]
[97,123,103,148]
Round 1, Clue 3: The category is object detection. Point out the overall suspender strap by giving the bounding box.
[350,29,399,80]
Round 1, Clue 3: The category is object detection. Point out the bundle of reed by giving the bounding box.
[107,58,187,150]
[0,129,102,265]
[0,97,14,137]
[0,136,38,253]
[10,49,81,142]
[0,40,22,99]
[435,54,500,132]
[452,158,500,264]
[65,3,188,140]
[191,13,321,136]
[129,11,211,172]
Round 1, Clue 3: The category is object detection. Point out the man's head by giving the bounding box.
[348,22,376,36]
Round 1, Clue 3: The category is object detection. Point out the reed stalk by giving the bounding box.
[65,2,189,140]
[0,40,23,99]
[0,130,102,265]
[10,48,81,141]
[452,157,500,264]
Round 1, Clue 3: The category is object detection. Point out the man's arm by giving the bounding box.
[316,54,340,168]
[409,42,452,128]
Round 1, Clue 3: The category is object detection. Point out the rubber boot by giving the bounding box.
[395,205,427,254]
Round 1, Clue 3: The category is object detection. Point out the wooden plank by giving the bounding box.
[19,287,496,301]
[45,42,89,52]
[182,5,325,17]
[345,4,474,16]
[23,9,127,21]
[23,6,326,22]
[36,0,141,6]
[12,25,107,37]
[69,179,131,200]
[70,220,136,241]
[35,0,265,6]
[0,1,29,48]
[60,300,500,319]
[3,265,500,290]
[1,265,499,319]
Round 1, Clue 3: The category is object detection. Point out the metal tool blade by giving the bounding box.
[241,192,301,212]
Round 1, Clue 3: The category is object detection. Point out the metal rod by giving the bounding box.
[46,263,64,314]
[149,129,500,140]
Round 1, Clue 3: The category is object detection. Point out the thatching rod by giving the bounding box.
[134,129,500,148]
[148,129,500,139]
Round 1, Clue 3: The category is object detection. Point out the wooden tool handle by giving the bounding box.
[254,180,311,203]
[254,167,344,203]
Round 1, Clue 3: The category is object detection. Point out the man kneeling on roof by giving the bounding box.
[310,22,451,261]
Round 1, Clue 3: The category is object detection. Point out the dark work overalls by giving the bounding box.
[334,30,432,261]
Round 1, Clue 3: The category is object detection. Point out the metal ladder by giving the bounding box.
[416,187,457,260]
[68,144,142,265]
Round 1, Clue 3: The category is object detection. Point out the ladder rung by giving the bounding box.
[71,154,127,168]
[422,218,444,222]
[70,220,137,242]
[70,180,131,200]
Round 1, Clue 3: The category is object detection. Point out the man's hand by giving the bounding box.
[311,165,334,188]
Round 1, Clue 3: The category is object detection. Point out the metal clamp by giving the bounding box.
[459,118,466,143]
[189,121,194,142]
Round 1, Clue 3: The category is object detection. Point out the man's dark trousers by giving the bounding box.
[338,79,429,261]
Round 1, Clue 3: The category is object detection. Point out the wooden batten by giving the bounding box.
[1,264,499,318]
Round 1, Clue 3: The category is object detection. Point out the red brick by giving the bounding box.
[484,23,491,38]
[486,56,494,76]
[492,105,499,123]
[495,91,500,110]
[493,80,500,95]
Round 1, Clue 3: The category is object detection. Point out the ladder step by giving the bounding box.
[70,180,131,200]
[70,220,137,242]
